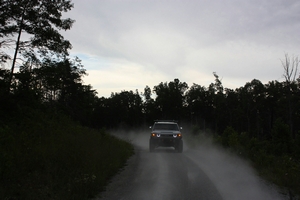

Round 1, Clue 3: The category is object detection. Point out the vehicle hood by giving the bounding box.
[152,129,181,134]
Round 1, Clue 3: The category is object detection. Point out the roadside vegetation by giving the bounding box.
[217,125,300,199]
[0,106,134,200]
[186,125,300,199]
[1,0,300,199]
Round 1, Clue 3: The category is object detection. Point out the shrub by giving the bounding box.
[0,109,134,200]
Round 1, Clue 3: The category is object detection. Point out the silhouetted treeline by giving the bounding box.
[2,62,300,140]
[2,57,300,195]
[2,0,299,154]
[1,1,299,196]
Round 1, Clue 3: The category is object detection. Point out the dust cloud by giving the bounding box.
[183,139,286,200]
[108,127,288,200]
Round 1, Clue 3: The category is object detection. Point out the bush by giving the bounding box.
[221,126,238,148]
[0,109,134,200]
[215,126,300,198]
[271,118,291,156]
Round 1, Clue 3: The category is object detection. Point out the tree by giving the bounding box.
[99,90,143,128]
[281,54,299,84]
[281,54,299,139]
[244,79,266,137]
[153,78,188,120]
[186,83,210,127]
[31,57,85,102]
[142,85,156,123]
[0,0,75,88]
[212,72,223,94]
[208,72,225,133]
[264,81,283,136]
[224,88,239,129]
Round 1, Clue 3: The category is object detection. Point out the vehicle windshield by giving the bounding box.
[153,123,179,131]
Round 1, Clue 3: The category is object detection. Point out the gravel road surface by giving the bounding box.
[94,132,286,200]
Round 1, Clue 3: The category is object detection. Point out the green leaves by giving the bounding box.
[0,0,75,87]
[153,78,189,119]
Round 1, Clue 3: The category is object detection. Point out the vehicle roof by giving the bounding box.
[154,121,178,124]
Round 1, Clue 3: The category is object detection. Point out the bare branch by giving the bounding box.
[281,53,299,84]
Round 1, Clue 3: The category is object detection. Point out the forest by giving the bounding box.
[0,0,299,199]
[1,55,300,197]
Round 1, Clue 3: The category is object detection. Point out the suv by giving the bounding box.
[149,120,183,153]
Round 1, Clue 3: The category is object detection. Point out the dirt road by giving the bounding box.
[95,132,285,200]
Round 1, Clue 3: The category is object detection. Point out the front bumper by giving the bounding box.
[150,136,182,147]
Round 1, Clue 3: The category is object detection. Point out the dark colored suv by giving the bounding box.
[149,120,183,153]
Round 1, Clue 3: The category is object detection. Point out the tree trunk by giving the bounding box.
[8,6,25,92]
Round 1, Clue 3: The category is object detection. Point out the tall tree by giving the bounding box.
[0,0,74,88]
[282,54,299,84]
[142,85,156,123]
[153,78,188,120]
[35,57,86,102]
[186,83,211,128]
[208,72,225,133]
[281,54,299,138]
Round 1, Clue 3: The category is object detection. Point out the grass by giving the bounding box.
[0,109,134,200]
[247,142,300,198]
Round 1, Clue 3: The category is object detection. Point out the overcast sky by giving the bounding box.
[62,0,300,97]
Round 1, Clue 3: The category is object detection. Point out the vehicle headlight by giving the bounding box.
[151,133,161,137]
[173,133,182,138]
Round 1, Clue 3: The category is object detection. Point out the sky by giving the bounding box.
[62,0,300,97]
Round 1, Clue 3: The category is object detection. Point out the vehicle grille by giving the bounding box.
[160,133,174,138]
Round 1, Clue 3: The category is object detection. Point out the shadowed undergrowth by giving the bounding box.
[0,109,134,200]
[185,127,300,199]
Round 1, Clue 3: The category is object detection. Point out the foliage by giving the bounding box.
[153,78,188,120]
[0,108,134,200]
[92,90,143,129]
[1,4,300,196]
[216,126,300,198]
[0,0,75,86]
[1,57,300,197]
[0,0,74,55]
[271,118,291,156]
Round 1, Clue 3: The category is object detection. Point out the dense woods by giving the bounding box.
[1,0,300,198]
[1,0,299,147]
[2,56,300,140]
[3,58,300,196]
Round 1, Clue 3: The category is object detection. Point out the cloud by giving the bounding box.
[81,57,169,97]
[62,0,300,97]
